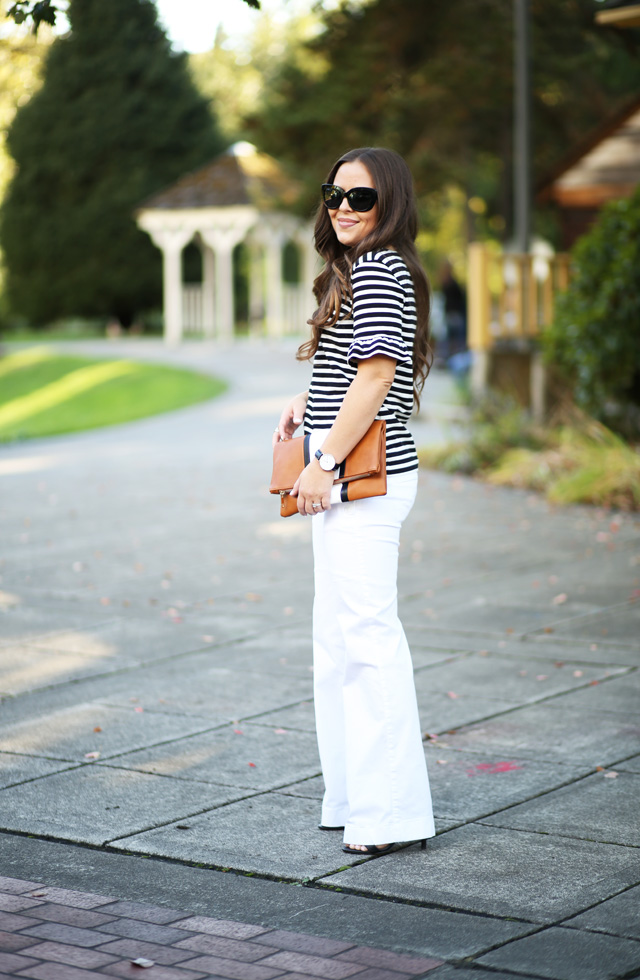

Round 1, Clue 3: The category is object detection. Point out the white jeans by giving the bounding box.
[311,469,435,845]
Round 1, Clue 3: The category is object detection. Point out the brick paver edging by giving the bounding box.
[0,877,444,979]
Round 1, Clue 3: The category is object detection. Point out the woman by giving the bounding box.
[274,147,435,855]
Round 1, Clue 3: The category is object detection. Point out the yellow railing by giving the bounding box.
[468,243,571,352]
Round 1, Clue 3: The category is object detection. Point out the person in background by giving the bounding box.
[439,259,467,362]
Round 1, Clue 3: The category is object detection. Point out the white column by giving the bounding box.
[300,238,319,316]
[163,245,183,346]
[138,226,192,346]
[202,245,215,338]
[249,243,264,334]
[265,233,284,338]
[214,244,234,341]
[201,223,255,341]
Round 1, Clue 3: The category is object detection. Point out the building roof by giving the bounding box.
[139,143,298,212]
[595,1,640,28]
[539,96,640,207]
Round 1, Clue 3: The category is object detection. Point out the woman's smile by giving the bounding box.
[329,160,378,247]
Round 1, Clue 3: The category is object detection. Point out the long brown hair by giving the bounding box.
[297,147,432,409]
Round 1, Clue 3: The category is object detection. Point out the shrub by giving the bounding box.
[543,187,640,436]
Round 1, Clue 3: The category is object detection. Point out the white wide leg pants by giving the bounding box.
[311,469,435,845]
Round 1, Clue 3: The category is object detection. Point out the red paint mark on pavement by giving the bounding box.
[466,761,523,777]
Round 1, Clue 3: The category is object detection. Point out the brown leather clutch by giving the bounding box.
[270,420,387,517]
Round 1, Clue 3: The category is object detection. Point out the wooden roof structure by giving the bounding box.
[595,0,640,28]
[539,96,640,209]
[139,142,299,212]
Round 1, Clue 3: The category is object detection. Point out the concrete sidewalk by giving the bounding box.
[0,338,639,980]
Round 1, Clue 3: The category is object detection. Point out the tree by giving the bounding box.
[0,0,50,203]
[1,0,226,325]
[6,0,260,33]
[247,0,640,237]
[543,187,640,436]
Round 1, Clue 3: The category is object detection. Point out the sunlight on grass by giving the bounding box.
[0,345,54,378]
[0,347,227,441]
[0,360,138,428]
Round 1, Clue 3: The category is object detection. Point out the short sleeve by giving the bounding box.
[347,256,412,367]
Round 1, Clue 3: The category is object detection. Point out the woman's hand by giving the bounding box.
[293,462,334,515]
[273,392,308,447]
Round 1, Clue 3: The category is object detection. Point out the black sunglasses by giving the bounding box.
[321,183,378,212]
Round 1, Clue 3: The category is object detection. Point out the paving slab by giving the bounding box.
[91,656,314,722]
[421,747,592,822]
[425,969,540,980]
[563,885,640,940]
[413,652,621,704]
[532,669,640,716]
[324,825,640,922]
[537,601,640,645]
[0,764,244,845]
[415,690,520,731]
[112,792,362,879]
[481,771,640,846]
[246,700,317,734]
[407,600,575,636]
[0,702,214,762]
[0,753,77,790]
[616,753,640,773]
[103,723,321,791]
[476,925,640,980]
[0,643,133,697]
[27,618,233,663]
[403,629,639,668]
[434,701,640,765]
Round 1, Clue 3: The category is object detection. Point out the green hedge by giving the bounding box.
[543,187,640,436]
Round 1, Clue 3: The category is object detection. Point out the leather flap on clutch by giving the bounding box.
[341,420,385,480]
[270,436,305,493]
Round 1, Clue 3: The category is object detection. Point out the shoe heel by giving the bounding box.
[420,838,427,850]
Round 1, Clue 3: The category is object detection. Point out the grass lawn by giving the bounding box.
[0,347,227,442]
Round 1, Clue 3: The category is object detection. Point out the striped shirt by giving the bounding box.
[304,249,418,475]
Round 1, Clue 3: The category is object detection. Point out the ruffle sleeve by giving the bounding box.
[347,255,412,367]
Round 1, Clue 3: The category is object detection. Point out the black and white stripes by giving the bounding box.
[304,249,419,475]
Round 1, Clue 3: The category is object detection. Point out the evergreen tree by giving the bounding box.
[1,0,225,325]
[247,0,640,235]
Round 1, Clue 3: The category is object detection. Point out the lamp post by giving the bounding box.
[514,0,531,253]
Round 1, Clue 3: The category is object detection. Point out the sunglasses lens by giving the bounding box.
[348,188,377,212]
[322,184,343,209]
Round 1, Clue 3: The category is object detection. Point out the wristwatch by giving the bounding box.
[315,449,337,472]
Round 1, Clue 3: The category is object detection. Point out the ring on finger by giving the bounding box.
[312,502,321,510]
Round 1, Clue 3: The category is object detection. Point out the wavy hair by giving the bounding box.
[297,147,432,409]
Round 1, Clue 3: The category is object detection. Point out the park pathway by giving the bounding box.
[0,338,639,980]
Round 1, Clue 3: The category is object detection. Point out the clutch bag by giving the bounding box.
[270,420,387,517]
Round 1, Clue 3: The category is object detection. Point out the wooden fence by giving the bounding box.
[467,243,572,418]
[468,243,571,351]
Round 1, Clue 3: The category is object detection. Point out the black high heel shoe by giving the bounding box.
[318,824,345,831]
[342,839,427,855]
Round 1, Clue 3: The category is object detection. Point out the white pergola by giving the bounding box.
[136,143,317,345]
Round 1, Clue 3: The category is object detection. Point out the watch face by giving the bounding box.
[319,453,336,471]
